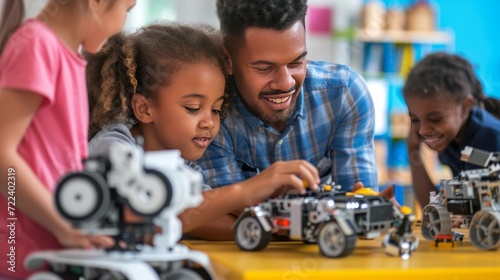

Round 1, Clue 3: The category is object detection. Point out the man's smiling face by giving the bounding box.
[229,21,307,131]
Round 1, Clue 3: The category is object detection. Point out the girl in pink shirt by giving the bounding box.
[0,0,136,278]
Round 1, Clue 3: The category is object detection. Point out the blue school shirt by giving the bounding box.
[197,60,378,191]
[439,107,500,175]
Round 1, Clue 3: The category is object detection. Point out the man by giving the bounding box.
[198,0,377,191]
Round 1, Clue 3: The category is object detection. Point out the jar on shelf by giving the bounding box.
[386,8,405,31]
[406,0,435,32]
[359,0,386,36]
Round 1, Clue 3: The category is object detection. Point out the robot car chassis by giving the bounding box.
[421,146,500,251]
[233,184,419,259]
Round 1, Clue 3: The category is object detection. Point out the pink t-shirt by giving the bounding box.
[0,19,88,279]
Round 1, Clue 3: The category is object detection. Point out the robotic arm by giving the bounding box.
[461,146,500,168]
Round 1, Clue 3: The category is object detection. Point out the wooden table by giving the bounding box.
[184,229,500,280]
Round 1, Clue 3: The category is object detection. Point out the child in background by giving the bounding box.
[0,0,136,278]
[404,52,500,208]
[86,23,320,241]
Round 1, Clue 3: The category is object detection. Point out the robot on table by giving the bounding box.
[26,143,214,280]
[233,183,419,258]
[421,146,500,251]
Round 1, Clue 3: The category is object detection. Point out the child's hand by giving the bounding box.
[351,182,402,210]
[56,227,115,250]
[243,160,320,205]
[450,214,464,228]
[389,197,402,210]
[407,126,422,152]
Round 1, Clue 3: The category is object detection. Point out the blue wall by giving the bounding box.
[437,0,500,98]
[379,0,500,98]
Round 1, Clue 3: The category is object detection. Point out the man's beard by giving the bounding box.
[251,101,296,131]
[239,85,298,130]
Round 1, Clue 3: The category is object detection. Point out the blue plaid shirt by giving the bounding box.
[197,60,378,191]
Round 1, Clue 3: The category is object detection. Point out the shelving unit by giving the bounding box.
[355,29,453,44]
[352,29,454,77]
[352,29,454,212]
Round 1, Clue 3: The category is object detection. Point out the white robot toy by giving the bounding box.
[25,143,215,280]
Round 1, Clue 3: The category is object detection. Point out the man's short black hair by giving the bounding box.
[216,0,308,40]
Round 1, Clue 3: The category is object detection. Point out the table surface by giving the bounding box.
[184,228,500,280]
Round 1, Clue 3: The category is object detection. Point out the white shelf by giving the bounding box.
[355,29,453,44]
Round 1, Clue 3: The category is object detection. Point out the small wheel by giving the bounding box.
[421,204,452,240]
[303,238,317,244]
[162,268,204,280]
[55,171,110,224]
[234,215,271,251]
[128,169,172,217]
[302,227,317,244]
[469,210,500,250]
[317,220,356,258]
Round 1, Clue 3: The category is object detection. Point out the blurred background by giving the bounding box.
[3,0,500,211]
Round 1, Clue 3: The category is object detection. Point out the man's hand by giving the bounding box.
[242,160,320,206]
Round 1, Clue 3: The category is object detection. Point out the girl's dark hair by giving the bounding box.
[0,0,25,54]
[403,52,500,119]
[216,0,308,40]
[86,23,230,139]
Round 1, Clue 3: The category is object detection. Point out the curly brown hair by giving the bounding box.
[86,22,230,139]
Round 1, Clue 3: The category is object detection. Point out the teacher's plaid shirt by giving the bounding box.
[198,60,378,191]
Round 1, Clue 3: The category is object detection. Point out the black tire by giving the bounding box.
[127,168,173,217]
[234,215,271,251]
[55,171,110,224]
[317,220,356,258]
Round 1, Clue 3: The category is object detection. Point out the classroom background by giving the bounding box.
[9,0,500,211]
